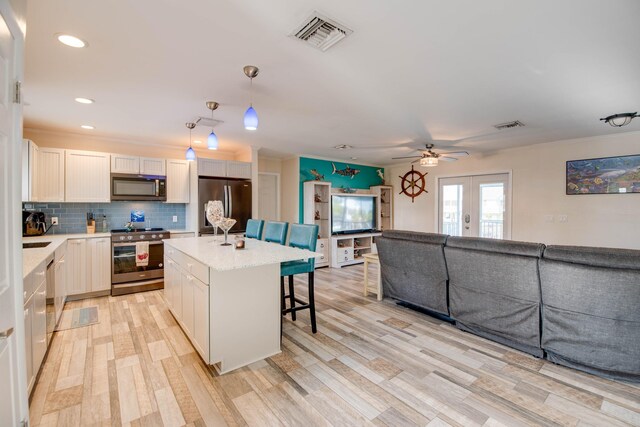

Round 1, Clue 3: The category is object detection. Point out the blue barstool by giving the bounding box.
[264,221,288,245]
[280,224,319,333]
[245,219,264,240]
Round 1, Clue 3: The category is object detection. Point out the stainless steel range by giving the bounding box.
[111,228,170,296]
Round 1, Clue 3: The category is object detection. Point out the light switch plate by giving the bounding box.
[544,215,554,223]
[558,214,568,223]
[172,215,178,223]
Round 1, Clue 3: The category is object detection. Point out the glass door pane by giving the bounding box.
[479,183,504,239]
[442,184,463,236]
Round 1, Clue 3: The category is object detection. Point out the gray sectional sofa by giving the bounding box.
[376,230,640,382]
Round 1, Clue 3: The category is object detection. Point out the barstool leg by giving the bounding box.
[308,271,317,333]
[280,276,286,314]
[288,275,296,321]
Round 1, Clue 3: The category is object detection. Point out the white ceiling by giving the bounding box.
[24,0,640,165]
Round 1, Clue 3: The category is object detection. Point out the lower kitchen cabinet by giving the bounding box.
[67,237,111,297]
[23,259,47,395]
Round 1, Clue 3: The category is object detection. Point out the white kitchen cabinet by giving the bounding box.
[66,239,88,296]
[111,154,139,174]
[37,147,65,202]
[31,280,47,378]
[165,259,181,318]
[66,150,110,202]
[226,161,252,179]
[166,159,190,203]
[54,254,67,324]
[24,302,33,394]
[198,158,227,177]
[88,238,111,292]
[192,277,209,360]
[22,139,39,202]
[140,157,166,176]
[181,273,195,336]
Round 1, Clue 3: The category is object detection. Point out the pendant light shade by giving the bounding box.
[185,146,196,161]
[207,130,219,150]
[244,106,258,131]
[243,65,259,131]
[185,122,196,162]
[420,156,438,167]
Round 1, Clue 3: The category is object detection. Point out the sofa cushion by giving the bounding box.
[377,231,449,315]
[445,237,545,357]
[543,245,640,270]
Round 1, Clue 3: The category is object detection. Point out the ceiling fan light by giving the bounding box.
[185,146,196,161]
[244,106,258,131]
[207,130,219,150]
[420,156,438,167]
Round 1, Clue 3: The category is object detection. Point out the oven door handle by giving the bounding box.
[113,241,164,247]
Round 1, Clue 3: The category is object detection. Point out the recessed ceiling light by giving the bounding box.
[80,125,94,130]
[56,34,87,48]
[75,97,94,104]
[193,140,202,144]
[333,144,352,150]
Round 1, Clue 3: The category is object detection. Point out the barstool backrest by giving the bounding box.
[264,221,289,245]
[289,223,319,270]
[246,219,264,240]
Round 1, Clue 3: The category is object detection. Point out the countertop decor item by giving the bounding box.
[206,201,224,236]
[218,218,237,246]
[235,237,245,250]
[398,165,427,203]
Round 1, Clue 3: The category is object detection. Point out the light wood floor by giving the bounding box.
[30,265,640,426]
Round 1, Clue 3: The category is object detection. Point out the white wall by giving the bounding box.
[389,131,640,249]
[280,156,299,224]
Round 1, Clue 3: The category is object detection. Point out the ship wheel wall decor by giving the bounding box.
[399,165,427,203]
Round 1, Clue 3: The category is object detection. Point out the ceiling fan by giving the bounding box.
[392,144,469,167]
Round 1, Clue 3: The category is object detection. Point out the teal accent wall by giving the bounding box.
[299,157,384,221]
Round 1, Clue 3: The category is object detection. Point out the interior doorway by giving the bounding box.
[438,173,511,239]
[258,173,280,221]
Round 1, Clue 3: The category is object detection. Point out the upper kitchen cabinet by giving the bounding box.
[166,159,190,203]
[111,154,139,174]
[226,161,252,179]
[197,158,251,179]
[66,150,110,202]
[111,154,166,176]
[140,157,166,176]
[37,148,65,202]
[22,139,39,202]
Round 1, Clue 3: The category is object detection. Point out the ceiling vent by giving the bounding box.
[291,12,353,52]
[195,117,224,128]
[494,120,525,130]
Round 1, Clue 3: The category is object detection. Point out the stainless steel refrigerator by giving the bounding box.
[198,177,252,235]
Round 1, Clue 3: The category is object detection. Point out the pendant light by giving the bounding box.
[185,122,196,161]
[206,101,219,150]
[243,65,259,130]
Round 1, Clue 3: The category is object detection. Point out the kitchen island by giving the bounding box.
[163,235,320,373]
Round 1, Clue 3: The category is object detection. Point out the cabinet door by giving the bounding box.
[32,280,47,376]
[192,277,209,360]
[140,157,166,176]
[111,154,139,174]
[22,139,38,202]
[37,148,65,202]
[226,161,251,179]
[88,238,111,292]
[197,158,226,177]
[164,258,174,311]
[23,302,33,393]
[166,159,190,203]
[66,150,110,202]
[172,263,182,320]
[54,255,66,325]
[66,239,88,296]
[181,273,194,336]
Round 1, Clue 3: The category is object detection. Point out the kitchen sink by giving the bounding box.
[23,242,51,249]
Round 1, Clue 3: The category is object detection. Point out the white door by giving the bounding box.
[0,1,28,425]
[438,173,510,239]
[258,173,279,221]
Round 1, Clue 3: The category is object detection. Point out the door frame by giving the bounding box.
[434,170,513,239]
[258,172,281,221]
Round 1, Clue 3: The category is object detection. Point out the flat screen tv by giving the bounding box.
[331,195,376,234]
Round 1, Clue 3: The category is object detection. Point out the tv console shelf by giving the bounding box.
[331,232,382,268]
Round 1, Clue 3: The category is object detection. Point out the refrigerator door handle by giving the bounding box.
[223,185,229,217]
[229,185,233,217]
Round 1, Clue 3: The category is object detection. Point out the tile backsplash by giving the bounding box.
[23,202,186,234]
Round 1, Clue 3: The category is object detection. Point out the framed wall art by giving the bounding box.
[566,154,640,195]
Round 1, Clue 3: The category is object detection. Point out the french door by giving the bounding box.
[438,173,511,239]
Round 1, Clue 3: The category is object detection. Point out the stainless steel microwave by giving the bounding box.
[111,174,167,201]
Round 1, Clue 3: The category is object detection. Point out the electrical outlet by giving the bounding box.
[51,217,59,225]
[558,214,568,223]
[543,215,554,223]
[172,215,178,223]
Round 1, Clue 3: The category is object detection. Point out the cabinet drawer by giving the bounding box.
[339,247,354,257]
[24,260,46,303]
[169,248,209,285]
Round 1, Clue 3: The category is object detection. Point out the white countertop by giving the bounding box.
[164,236,322,272]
